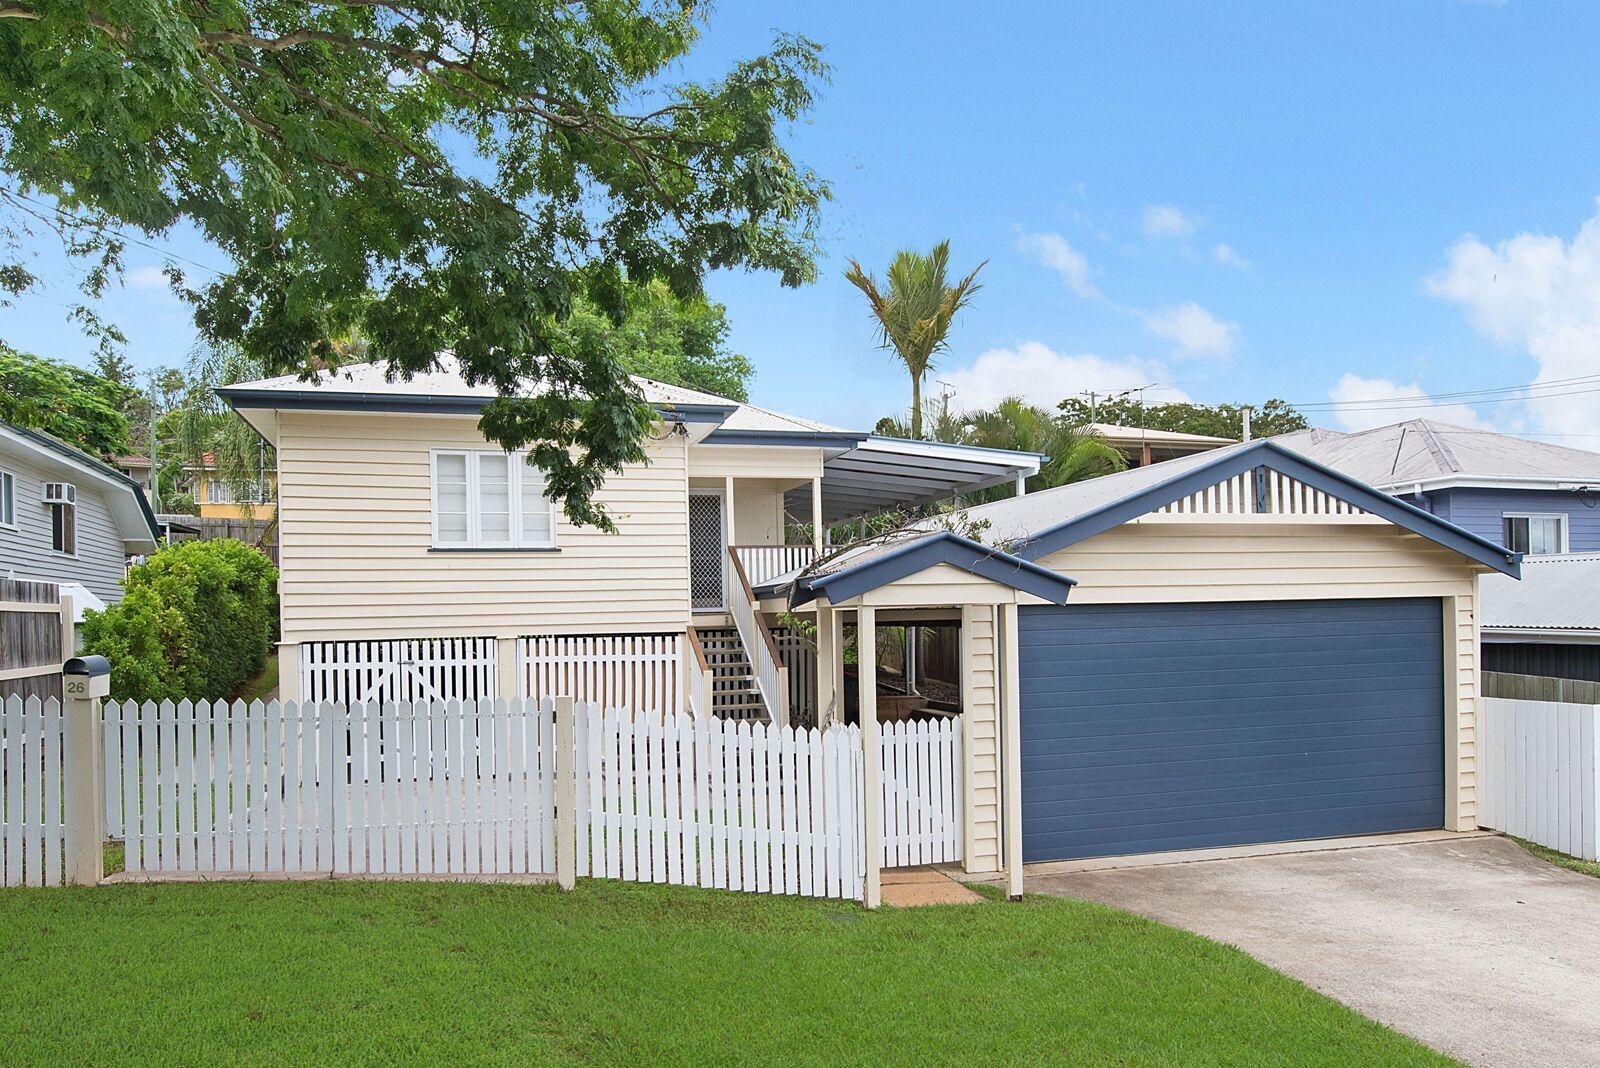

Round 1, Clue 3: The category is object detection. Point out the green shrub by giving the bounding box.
[83,539,279,701]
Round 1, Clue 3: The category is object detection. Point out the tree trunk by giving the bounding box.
[910,372,923,439]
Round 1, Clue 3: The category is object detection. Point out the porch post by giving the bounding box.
[816,604,836,729]
[1000,602,1025,900]
[859,604,882,909]
[810,476,824,553]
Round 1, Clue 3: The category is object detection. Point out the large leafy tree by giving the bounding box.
[0,2,826,527]
[845,241,983,440]
[1059,396,1309,439]
[0,345,130,455]
[561,280,753,401]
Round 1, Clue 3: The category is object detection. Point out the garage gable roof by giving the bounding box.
[791,530,1077,607]
[968,440,1521,577]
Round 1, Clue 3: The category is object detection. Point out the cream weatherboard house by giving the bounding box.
[223,361,1519,900]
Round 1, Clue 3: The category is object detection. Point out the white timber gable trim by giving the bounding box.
[1152,468,1369,517]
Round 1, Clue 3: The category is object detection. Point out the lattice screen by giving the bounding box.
[689,494,726,610]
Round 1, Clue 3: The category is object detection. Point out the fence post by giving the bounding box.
[62,651,109,886]
[555,695,577,891]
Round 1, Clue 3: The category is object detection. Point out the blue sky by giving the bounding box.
[9,0,1600,441]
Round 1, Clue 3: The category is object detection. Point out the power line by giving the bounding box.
[2,187,226,277]
[1291,371,1600,410]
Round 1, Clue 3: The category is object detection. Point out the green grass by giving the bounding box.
[1512,835,1600,879]
[235,657,279,703]
[0,879,1452,1066]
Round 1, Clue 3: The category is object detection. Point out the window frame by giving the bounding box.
[430,448,559,551]
[0,468,14,530]
[49,500,77,557]
[1503,512,1569,556]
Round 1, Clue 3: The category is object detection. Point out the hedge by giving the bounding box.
[83,539,279,701]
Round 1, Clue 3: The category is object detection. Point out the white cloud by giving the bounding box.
[1141,301,1239,359]
[1327,374,1486,432]
[126,265,171,291]
[1211,242,1250,269]
[1424,199,1600,442]
[1142,204,1196,241]
[939,341,1187,412]
[1016,231,1099,299]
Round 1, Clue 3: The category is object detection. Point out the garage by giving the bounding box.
[1017,598,1446,862]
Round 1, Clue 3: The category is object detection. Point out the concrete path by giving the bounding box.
[1028,835,1600,1068]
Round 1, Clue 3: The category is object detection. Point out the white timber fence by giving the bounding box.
[575,707,865,899]
[878,717,963,867]
[9,688,965,902]
[519,634,683,716]
[106,698,559,878]
[1478,697,1599,862]
[1,696,66,887]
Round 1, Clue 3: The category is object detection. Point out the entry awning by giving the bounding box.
[782,436,1043,525]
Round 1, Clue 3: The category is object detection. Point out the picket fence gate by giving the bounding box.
[106,698,558,878]
[574,708,866,900]
[879,717,963,867]
[1478,697,1599,862]
[1,696,66,887]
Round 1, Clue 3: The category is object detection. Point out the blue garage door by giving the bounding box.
[1018,599,1444,862]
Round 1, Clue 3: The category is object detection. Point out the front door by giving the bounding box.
[688,491,726,611]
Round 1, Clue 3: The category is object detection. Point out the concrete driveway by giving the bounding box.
[1028,835,1600,1067]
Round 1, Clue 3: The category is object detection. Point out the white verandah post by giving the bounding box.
[859,605,882,909]
[1000,602,1025,900]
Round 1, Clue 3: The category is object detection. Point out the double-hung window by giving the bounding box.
[0,469,14,529]
[1503,513,1567,556]
[432,450,557,549]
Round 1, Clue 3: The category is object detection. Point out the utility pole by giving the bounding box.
[147,371,161,514]
[1080,389,1099,421]
[1242,405,1253,443]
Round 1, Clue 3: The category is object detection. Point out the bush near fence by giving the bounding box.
[83,539,278,701]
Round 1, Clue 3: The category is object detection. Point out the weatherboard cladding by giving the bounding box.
[0,447,130,603]
[1425,487,1600,552]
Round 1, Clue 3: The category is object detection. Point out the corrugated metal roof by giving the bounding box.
[1085,422,1237,447]
[228,354,739,410]
[1274,420,1600,489]
[1479,553,1600,632]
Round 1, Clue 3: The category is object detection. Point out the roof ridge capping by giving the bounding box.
[1005,439,1521,578]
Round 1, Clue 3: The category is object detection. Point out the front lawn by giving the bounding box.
[0,879,1451,1065]
[1512,835,1600,879]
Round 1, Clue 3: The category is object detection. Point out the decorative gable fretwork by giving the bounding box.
[1155,468,1368,517]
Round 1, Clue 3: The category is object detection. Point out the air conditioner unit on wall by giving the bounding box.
[42,482,76,506]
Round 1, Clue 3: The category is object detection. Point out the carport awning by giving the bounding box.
[782,437,1043,525]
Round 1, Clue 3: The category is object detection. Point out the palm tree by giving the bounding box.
[845,241,984,440]
[964,397,1126,500]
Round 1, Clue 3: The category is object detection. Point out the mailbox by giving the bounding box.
[63,655,111,700]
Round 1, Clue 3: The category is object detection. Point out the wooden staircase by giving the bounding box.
[696,627,769,722]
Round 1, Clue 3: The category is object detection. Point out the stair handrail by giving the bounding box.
[726,546,790,727]
[684,625,714,718]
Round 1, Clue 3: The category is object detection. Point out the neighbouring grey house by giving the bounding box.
[0,419,161,611]
[1280,419,1600,684]
[1276,419,1600,555]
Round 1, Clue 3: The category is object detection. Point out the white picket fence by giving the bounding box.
[1,696,65,887]
[8,694,963,901]
[575,707,865,899]
[1478,697,1599,861]
[300,638,499,706]
[106,698,558,877]
[879,717,963,867]
[519,634,682,716]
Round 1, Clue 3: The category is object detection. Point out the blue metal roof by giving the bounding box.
[1007,440,1521,578]
[792,531,1077,607]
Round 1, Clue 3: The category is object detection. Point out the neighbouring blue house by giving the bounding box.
[1281,419,1600,684]
[1277,420,1600,556]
